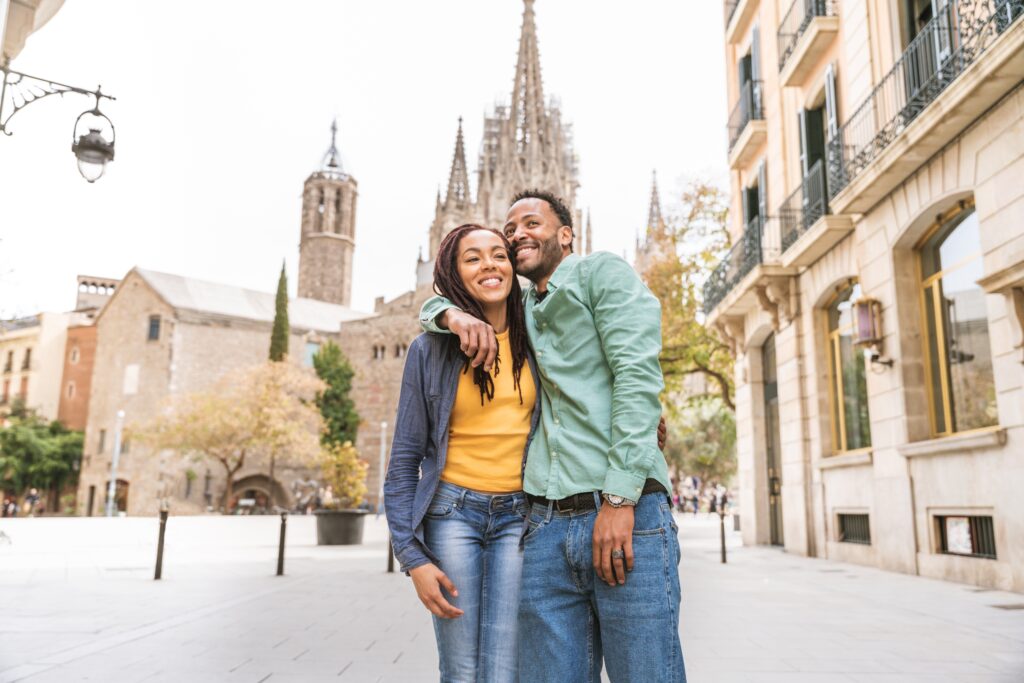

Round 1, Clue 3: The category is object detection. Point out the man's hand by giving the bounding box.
[658,415,667,451]
[409,563,463,619]
[440,309,497,371]
[592,504,635,586]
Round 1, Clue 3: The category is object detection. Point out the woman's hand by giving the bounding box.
[409,563,464,619]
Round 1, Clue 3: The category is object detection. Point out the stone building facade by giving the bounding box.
[0,312,72,421]
[75,268,371,516]
[709,0,1024,590]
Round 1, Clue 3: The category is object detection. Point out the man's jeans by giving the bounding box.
[423,481,527,683]
[518,492,686,682]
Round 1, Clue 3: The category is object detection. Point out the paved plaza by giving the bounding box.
[1,513,1022,683]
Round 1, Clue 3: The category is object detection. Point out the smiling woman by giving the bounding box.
[384,222,541,682]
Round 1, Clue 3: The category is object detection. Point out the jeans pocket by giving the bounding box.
[524,508,548,541]
[425,493,458,520]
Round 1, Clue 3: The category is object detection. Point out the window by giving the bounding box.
[919,203,997,436]
[98,429,107,454]
[66,382,76,399]
[1,379,8,404]
[70,347,80,364]
[826,282,872,452]
[18,376,28,398]
[304,341,320,367]
[395,343,408,359]
[21,348,31,370]
[372,344,386,360]
[147,315,161,341]
[120,437,130,455]
[936,515,996,559]
[3,351,11,373]
[838,513,871,544]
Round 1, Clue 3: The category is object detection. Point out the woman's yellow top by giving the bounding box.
[441,330,536,493]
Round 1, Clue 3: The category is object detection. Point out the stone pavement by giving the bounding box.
[0,513,1022,682]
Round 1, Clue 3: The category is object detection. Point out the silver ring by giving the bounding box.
[611,549,625,560]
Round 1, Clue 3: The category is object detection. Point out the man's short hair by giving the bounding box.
[511,189,574,228]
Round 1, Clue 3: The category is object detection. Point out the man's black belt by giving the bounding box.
[527,479,667,512]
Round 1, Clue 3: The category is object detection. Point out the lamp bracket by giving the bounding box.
[0,64,115,136]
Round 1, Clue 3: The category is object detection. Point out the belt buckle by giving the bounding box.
[555,496,573,513]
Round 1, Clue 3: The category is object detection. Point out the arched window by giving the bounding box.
[826,282,871,452]
[919,202,997,436]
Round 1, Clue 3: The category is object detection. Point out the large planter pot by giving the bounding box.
[314,509,368,545]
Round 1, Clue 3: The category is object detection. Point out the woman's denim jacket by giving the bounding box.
[384,332,541,573]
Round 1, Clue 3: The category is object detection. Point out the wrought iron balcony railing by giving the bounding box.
[778,0,838,70]
[728,79,764,152]
[827,0,1024,198]
[725,0,741,27]
[779,159,828,252]
[703,216,765,314]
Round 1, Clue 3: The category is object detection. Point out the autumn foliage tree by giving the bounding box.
[643,180,735,411]
[137,362,324,512]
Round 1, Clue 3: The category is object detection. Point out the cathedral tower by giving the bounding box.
[298,120,357,306]
[634,170,673,274]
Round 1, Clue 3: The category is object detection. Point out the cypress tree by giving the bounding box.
[269,262,289,361]
[312,341,360,446]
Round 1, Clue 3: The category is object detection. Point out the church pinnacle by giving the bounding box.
[511,0,548,164]
[444,117,471,208]
[648,170,666,234]
[322,118,344,174]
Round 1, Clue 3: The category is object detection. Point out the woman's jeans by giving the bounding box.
[517,492,686,682]
[423,481,526,683]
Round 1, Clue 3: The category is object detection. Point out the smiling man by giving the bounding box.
[419,190,686,682]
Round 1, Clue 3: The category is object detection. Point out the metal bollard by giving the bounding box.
[276,511,287,576]
[387,533,395,574]
[719,509,727,564]
[154,508,168,580]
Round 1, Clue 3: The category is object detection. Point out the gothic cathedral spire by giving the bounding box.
[444,117,471,209]
[298,120,358,307]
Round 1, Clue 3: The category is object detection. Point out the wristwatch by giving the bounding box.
[602,493,637,508]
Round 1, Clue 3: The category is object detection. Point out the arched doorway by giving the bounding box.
[230,474,289,514]
[103,479,129,514]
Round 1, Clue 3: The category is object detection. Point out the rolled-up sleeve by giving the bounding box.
[419,296,459,335]
[586,253,664,501]
[383,340,432,573]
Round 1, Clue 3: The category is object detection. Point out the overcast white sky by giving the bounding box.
[0,0,727,317]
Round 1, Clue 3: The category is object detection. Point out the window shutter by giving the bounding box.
[751,24,761,82]
[757,160,768,222]
[798,110,810,178]
[825,63,839,139]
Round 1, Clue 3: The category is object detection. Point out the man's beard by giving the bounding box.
[517,234,564,283]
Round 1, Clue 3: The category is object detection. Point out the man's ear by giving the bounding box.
[559,225,574,249]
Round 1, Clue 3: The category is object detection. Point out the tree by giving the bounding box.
[319,440,368,509]
[137,362,324,511]
[641,180,736,410]
[662,398,737,485]
[269,262,289,362]
[312,341,360,446]
[0,409,83,502]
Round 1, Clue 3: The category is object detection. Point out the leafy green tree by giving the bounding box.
[0,410,83,500]
[662,398,736,485]
[269,262,289,362]
[312,341,360,446]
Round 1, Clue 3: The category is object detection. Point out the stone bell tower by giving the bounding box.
[298,120,357,307]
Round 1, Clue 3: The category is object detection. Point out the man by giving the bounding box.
[420,190,686,682]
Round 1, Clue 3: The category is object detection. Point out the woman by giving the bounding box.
[384,223,539,683]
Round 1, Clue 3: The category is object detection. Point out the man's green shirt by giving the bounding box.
[420,252,669,501]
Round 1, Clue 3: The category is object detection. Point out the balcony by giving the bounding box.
[778,0,839,87]
[703,216,794,326]
[778,160,854,268]
[827,0,1024,214]
[725,0,759,44]
[728,80,767,168]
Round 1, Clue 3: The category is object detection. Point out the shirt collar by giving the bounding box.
[528,254,580,299]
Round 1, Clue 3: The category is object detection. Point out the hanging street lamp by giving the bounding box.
[1,61,116,182]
